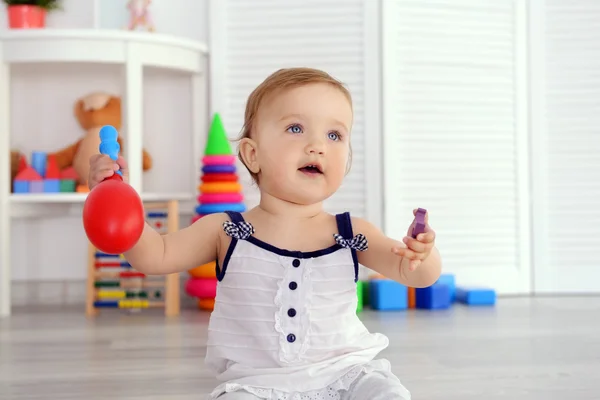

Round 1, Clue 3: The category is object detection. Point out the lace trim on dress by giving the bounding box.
[211,364,371,400]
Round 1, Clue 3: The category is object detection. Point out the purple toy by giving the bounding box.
[411,208,427,239]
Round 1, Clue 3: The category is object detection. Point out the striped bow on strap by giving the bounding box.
[223,220,255,240]
[333,233,368,251]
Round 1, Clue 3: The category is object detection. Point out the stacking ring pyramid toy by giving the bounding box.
[186,113,246,311]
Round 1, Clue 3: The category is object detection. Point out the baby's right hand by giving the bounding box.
[88,154,129,190]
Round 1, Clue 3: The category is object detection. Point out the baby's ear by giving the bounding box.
[238,137,260,174]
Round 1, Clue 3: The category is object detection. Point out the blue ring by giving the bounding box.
[196,203,246,214]
[202,165,237,173]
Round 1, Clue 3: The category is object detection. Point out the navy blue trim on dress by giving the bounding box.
[217,211,359,281]
[246,236,342,259]
[335,212,359,282]
[215,210,243,281]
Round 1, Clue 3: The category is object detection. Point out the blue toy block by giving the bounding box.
[31,151,47,178]
[436,273,456,301]
[29,180,44,193]
[13,180,29,193]
[455,287,496,306]
[43,179,60,193]
[369,279,407,310]
[416,282,450,309]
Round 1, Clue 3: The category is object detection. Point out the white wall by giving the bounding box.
[6,0,599,295]
[381,0,532,295]
[5,0,210,281]
[529,0,600,294]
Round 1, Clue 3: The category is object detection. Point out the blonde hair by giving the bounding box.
[236,67,353,184]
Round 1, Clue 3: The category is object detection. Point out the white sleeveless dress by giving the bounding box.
[206,211,398,399]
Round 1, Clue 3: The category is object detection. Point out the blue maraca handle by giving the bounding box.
[99,125,122,176]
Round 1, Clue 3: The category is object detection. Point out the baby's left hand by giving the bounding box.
[392,209,436,272]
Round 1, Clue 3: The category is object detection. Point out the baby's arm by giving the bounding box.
[123,212,227,275]
[352,217,442,288]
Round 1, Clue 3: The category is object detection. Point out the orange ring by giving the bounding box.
[198,298,215,311]
[198,182,242,194]
[188,261,217,279]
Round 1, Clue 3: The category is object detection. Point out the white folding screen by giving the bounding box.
[208,0,382,224]
[381,0,531,294]
[530,0,600,293]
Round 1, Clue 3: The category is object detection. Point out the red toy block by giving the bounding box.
[45,155,61,179]
[17,154,27,173]
[15,166,42,181]
[60,166,79,180]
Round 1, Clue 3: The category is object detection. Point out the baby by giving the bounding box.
[88,67,442,400]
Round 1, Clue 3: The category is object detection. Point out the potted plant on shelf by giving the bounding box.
[2,0,62,29]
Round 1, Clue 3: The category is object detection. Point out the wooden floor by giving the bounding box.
[0,297,598,399]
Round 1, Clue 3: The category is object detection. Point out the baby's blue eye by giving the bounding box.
[328,131,341,141]
[287,124,302,134]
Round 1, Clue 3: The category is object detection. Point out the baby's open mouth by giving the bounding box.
[299,164,323,174]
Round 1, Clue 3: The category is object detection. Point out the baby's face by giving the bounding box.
[252,83,353,205]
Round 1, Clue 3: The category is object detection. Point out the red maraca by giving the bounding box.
[82,125,145,254]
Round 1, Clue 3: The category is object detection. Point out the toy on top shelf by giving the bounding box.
[82,125,145,255]
[186,113,246,311]
[12,151,77,194]
[127,0,155,32]
[45,92,153,193]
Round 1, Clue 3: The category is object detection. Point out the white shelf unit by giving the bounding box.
[0,29,209,317]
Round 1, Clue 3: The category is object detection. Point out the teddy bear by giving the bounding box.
[48,92,153,191]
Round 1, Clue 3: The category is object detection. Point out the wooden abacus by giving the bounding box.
[85,199,180,317]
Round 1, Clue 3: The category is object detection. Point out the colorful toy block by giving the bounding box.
[11,153,79,194]
[416,282,450,309]
[31,151,47,178]
[60,179,76,192]
[29,180,44,193]
[360,280,369,308]
[436,273,456,301]
[44,179,60,193]
[15,166,42,181]
[60,167,79,180]
[356,280,371,313]
[16,153,27,174]
[13,180,29,193]
[369,279,408,310]
[408,287,416,308]
[45,155,60,179]
[455,287,496,306]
